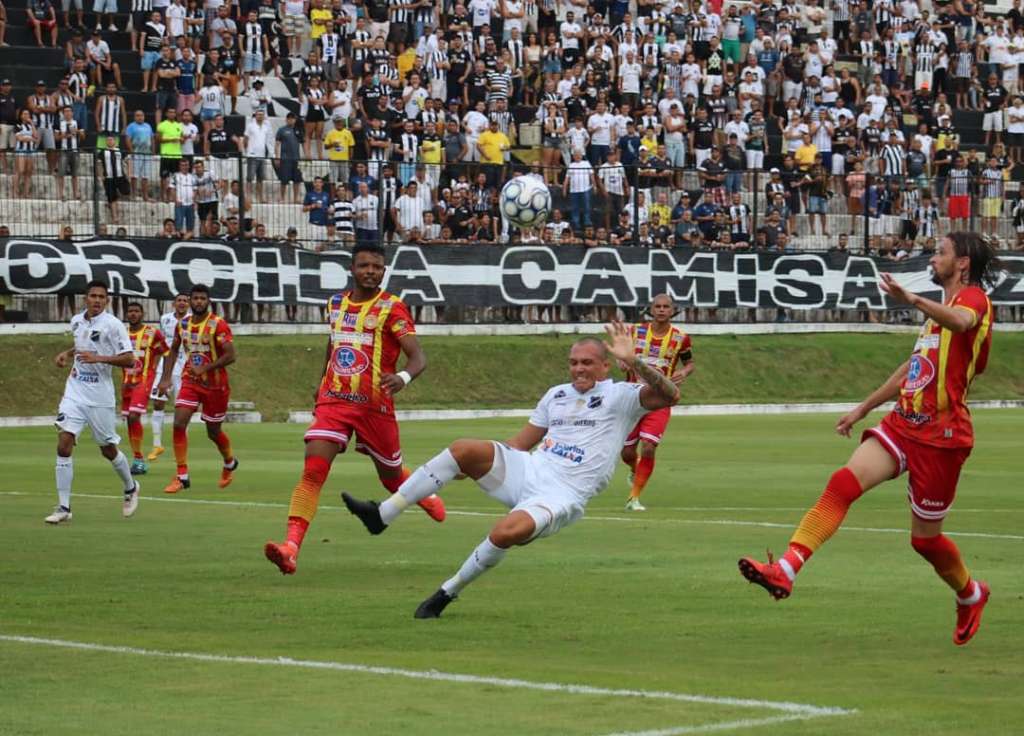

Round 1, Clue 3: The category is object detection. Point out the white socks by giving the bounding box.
[957,581,981,605]
[441,537,508,597]
[110,451,135,492]
[379,449,461,525]
[55,455,73,510]
[151,410,164,448]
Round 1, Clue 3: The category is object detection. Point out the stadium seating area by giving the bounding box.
[2,0,1024,254]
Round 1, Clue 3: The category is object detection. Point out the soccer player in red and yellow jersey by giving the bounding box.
[121,302,169,475]
[739,232,1000,645]
[157,284,238,494]
[264,242,445,575]
[620,294,695,511]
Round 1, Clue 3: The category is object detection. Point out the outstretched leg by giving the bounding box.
[373,457,446,522]
[739,437,896,599]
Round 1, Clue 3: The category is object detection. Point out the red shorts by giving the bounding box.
[863,416,972,522]
[304,402,403,469]
[121,380,155,416]
[176,381,230,424]
[948,194,970,219]
[624,406,672,447]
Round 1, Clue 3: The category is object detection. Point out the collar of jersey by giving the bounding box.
[573,378,612,395]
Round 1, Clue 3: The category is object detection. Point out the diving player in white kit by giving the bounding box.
[342,321,681,618]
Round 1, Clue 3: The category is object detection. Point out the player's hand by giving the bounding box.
[158,380,172,396]
[879,272,916,306]
[76,351,101,364]
[380,372,405,394]
[670,370,687,386]
[54,351,70,368]
[604,319,636,363]
[835,406,866,438]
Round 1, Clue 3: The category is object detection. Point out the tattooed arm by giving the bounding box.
[604,320,680,411]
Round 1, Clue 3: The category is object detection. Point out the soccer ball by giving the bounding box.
[500,175,552,229]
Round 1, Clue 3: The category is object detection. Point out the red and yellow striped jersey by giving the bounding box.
[317,290,415,414]
[175,312,233,390]
[888,286,993,448]
[122,325,169,386]
[629,322,693,380]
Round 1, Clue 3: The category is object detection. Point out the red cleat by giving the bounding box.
[219,459,239,489]
[954,581,991,646]
[738,551,793,600]
[264,541,298,575]
[417,494,446,522]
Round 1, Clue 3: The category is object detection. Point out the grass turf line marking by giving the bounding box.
[3,491,1022,541]
[0,634,853,721]
[601,714,813,736]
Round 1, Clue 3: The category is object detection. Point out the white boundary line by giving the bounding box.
[2,491,1022,541]
[0,634,854,727]
[600,715,813,736]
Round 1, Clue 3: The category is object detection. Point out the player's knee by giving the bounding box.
[639,441,658,459]
[447,439,475,470]
[205,423,221,440]
[489,517,533,548]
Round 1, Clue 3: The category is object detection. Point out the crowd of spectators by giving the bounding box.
[2,0,1024,252]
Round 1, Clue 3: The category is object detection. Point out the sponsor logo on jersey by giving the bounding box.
[325,389,368,403]
[342,312,359,327]
[541,438,586,464]
[334,332,375,346]
[904,354,936,392]
[333,346,370,376]
[914,334,940,352]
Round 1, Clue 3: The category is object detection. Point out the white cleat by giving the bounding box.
[45,506,73,524]
[625,497,646,512]
[123,481,140,518]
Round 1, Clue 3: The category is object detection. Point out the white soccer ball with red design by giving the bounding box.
[500,175,552,229]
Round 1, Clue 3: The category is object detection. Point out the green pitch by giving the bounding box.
[1,412,1022,735]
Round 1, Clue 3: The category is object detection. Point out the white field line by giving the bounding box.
[601,714,813,736]
[0,634,854,722]
[2,491,1022,541]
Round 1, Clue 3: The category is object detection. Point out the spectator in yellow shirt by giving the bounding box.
[323,116,355,184]
[476,119,510,186]
[794,133,818,172]
[309,0,332,40]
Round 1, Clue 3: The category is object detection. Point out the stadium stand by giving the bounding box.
[1,1,1023,260]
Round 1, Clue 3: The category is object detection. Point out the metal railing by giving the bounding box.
[3,153,1024,253]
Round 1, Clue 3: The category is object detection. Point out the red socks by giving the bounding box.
[629,455,655,499]
[785,467,864,578]
[285,455,332,550]
[173,426,188,476]
[381,466,412,495]
[911,534,972,593]
[127,419,144,459]
[213,430,233,464]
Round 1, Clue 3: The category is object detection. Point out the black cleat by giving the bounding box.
[341,492,387,535]
[414,588,455,619]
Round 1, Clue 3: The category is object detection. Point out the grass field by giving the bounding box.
[2,333,1023,419]
[2,412,1022,735]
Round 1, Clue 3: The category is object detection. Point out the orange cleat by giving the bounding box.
[417,493,446,522]
[738,551,793,600]
[954,581,991,646]
[164,476,190,494]
[264,541,298,575]
[218,459,239,489]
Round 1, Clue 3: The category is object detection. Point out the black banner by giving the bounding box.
[2,238,1022,308]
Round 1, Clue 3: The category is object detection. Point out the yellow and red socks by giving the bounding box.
[380,466,412,494]
[629,455,655,499]
[173,426,189,477]
[787,467,864,578]
[911,534,972,594]
[213,430,233,464]
[285,455,331,550]
[127,419,144,459]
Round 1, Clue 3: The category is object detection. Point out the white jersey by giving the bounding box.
[64,310,133,407]
[160,311,189,371]
[528,379,647,501]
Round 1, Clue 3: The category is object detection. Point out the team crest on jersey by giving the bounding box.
[333,346,370,376]
[587,395,603,409]
[364,314,379,329]
[90,331,100,341]
[904,354,936,392]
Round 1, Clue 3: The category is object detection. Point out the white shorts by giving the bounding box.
[983,111,1004,132]
[209,156,233,181]
[745,150,764,170]
[150,364,182,401]
[55,397,121,446]
[477,442,585,541]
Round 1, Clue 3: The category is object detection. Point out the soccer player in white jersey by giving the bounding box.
[146,292,190,460]
[48,280,140,524]
[148,293,190,461]
[343,321,681,618]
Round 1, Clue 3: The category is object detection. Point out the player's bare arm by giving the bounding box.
[835,360,911,438]
[54,347,75,367]
[381,333,426,395]
[506,423,547,452]
[78,349,135,367]
[157,333,182,394]
[605,320,679,410]
[192,339,236,378]
[879,273,975,333]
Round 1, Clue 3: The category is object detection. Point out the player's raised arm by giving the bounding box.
[879,273,975,333]
[605,320,679,410]
[835,359,910,438]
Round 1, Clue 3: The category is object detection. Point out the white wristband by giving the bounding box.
[397,370,413,386]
